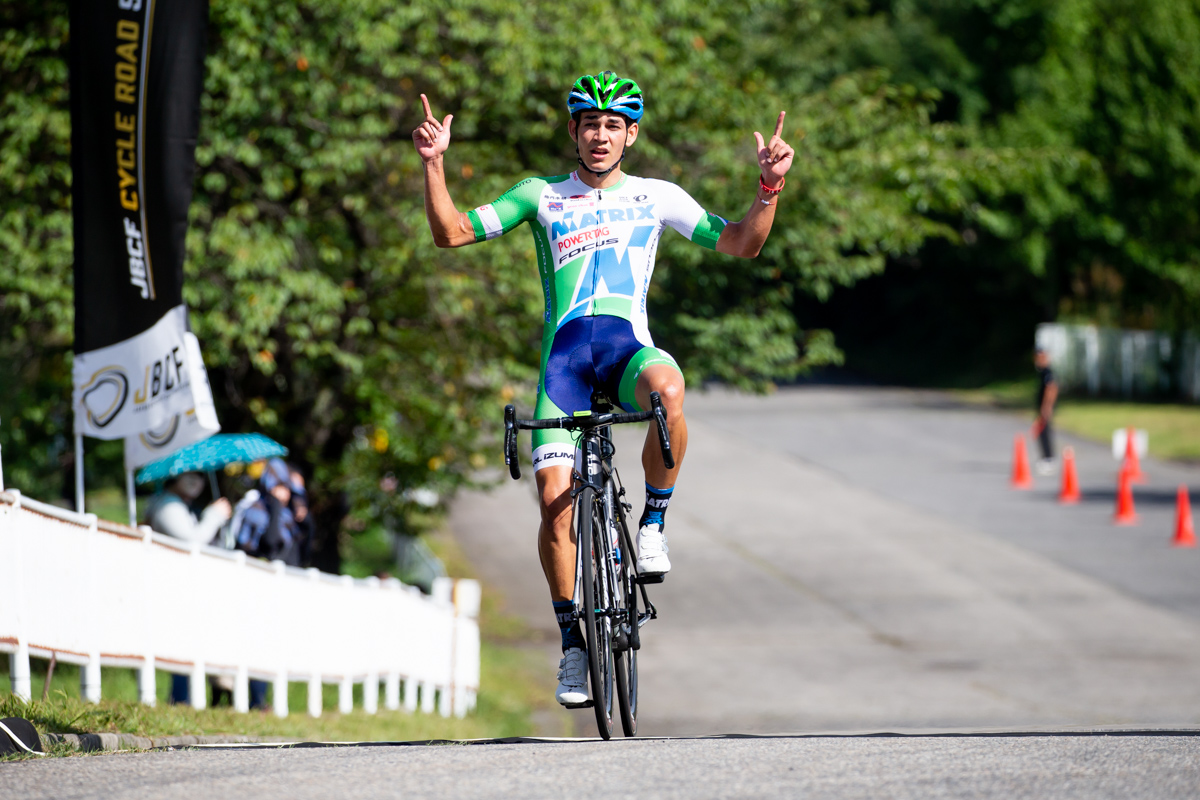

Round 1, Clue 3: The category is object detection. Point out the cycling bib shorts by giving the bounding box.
[467,171,728,472]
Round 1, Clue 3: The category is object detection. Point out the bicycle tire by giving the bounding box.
[612,490,639,737]
[578,485,614,739]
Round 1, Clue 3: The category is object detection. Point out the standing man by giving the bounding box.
[1034,347,1059,475]
[413,71,794,705]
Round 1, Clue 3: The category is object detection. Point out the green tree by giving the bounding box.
[0,1,74,497]
[1003,0,1200,332]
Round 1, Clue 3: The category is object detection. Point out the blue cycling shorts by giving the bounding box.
[531,315,681,473]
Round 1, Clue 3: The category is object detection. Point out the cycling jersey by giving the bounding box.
[467,171,727,471]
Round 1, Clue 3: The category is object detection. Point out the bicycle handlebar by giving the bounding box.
[504,391,674,479]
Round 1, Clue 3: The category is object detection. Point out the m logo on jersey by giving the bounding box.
[548,201,563,211]
[561,224,655,302]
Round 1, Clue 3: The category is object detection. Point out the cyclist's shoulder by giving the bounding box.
[623,174,693,200]
[502,173,574,196]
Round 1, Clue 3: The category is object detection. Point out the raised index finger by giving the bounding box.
[421,93,435,121]
[774,111,786,139]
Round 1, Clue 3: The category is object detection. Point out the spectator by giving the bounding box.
[1034,347,1059,475]
[236,458,304,566]
[144,472,231,545]
[288,465,315,567]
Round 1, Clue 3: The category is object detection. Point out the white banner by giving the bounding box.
[74,305,199,440]
[124,333,220,469]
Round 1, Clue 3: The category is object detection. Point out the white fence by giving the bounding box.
[0,489,480,718]
[1036,323,1200,402]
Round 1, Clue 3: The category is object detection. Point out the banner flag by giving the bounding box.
[124,332,220,470]
[69,0,211,439]
[73,304,210,439]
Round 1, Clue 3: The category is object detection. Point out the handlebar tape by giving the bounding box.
[649,391,675,470]
[504,405,521,480]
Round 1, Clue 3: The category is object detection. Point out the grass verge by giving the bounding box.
[956,379,1200,461]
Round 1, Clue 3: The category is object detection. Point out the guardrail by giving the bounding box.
[0,489,480,718]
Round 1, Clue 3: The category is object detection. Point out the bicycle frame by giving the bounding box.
[503,391,672,737]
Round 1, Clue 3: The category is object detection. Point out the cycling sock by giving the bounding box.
[553,600,586,652]
[639,483,674,529]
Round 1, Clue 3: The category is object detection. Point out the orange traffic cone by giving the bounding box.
[1123,426,1146,484]
[1058,446,1081,504]
[1173,485,1196,547]
[1011,434,1033,489]
[1114,462,1138,525]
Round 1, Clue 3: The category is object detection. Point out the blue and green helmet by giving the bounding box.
[567,71,644,122]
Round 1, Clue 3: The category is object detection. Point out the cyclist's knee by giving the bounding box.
[640,372,685,422]
[656,378,684,413]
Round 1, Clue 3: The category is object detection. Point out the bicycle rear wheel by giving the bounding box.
[578,485,614,739]
[613,496,639,737]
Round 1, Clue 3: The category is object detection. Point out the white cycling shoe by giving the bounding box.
[555,647,589,706]
[636,523,671,578]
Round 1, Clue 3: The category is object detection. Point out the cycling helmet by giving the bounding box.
[567,71,644,122]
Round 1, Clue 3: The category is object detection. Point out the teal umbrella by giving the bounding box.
[136,433,288,485]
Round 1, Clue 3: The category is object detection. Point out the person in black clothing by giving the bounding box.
[287,465,315,567]
[1034,347,1059,474]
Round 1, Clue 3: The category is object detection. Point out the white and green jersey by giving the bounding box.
[466,171,728,348]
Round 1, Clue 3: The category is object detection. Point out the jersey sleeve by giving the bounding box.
[657,181,728,251]
[466,177,543,242]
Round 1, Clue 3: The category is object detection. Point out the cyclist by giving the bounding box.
[413,72,794,706]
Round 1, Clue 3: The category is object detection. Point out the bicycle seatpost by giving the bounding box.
[648,392,675,470]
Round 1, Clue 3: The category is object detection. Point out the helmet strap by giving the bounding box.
[575,144,626,179]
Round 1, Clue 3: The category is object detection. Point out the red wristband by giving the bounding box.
[759,175,784,194]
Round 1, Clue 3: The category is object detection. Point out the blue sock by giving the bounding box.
[553,600,585,652]
[639,483,674,529]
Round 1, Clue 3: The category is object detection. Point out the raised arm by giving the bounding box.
[716,111,795,259]
[412,94,476,248]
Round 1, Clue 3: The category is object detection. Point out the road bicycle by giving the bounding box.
[504,391,673,739]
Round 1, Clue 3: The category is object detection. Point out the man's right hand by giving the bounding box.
[412,93,453,162]
[207,497,232,522]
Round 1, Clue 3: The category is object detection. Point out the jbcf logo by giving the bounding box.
[134,347,186,404]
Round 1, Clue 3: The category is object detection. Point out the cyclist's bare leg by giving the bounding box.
[635,364,688,488]
[536,464,576,602]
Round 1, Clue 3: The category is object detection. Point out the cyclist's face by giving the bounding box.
[569,112,638,173]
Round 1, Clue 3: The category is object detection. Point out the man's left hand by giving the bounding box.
[754,111,795,188]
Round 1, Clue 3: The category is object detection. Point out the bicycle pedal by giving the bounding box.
[562,700,594,709]
[636,573,665,585]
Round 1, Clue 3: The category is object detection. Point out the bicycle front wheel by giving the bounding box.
[578,485,615,739]
[613,495,639,737]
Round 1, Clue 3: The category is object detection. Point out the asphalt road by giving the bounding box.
[451,386,1200,735]
[6,733,1200,800]
[10,386,1200,798]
